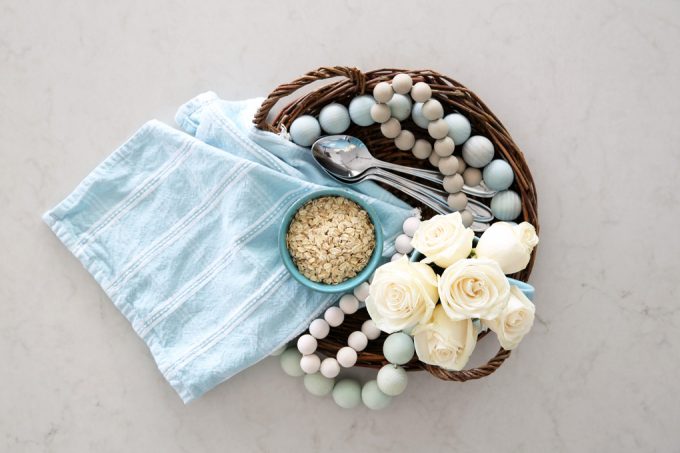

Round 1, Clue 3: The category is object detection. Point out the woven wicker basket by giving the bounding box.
[254,66,539,381]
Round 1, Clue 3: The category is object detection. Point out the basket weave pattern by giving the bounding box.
[254,66,539,381]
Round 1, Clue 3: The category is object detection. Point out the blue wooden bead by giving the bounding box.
[319,103,351,134]
[483,159,515,191]
[349,95,377,126]
[411,103,430,129]
[289,115,321,147]
[387,94,412,121]
[444,113,472,145]
[491,190,522,220]
[462,135,494,168]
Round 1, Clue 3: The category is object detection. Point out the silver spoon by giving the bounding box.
[312,145,493,231]
[311,135,497,198]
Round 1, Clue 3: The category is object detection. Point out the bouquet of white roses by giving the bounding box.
[365,212,539,371]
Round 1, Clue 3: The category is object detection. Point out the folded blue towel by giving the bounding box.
[43,94,413,402]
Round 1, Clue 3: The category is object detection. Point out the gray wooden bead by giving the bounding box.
[411,139,432,159]
[394,130,415,151]
[460,210,474,227]
[447,192,468,211]
[428,152,441,168]
[428,118,449,139]
[438,155,459,176]
[434,137,455,157]
[463,167,482,186]
[380,118,401,139]
[443,173,464,193]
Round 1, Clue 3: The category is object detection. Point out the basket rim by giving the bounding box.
[253,66,539,382]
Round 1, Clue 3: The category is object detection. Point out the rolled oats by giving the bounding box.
[286,196,376,285]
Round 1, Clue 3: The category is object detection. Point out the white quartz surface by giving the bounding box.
[2,0,679,451]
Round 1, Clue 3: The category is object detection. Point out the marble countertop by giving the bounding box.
[2,0,679,451]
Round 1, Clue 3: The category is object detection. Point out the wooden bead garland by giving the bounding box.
[288,73,525,226]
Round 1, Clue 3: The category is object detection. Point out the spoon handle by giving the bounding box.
[374,160,497,198]
[364,174,451,215]
[373,169,494,223]
[376,160,445,185]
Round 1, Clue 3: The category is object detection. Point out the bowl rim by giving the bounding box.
[278,188,384,293]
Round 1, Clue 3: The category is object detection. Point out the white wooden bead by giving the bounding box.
[391,73,413,94]
[411,82,432,103]
[348,331,368,352]
[300,354,321,374]
[462,135,495,168]
[463,167,482,186]
[387,94,412,121]
[349,95,377,126]
[428,152,441,167]
[320,357,341,378]
[395,234,413,254]
[361,320,382,340]
[337,346,358,368]
[370,103,391,123]
[422,99,444,120]
[373,82,394,103]
[353,282,370,302]
[297,334,318,355]
[319,103,351,134]
[402,217,421,237]
[443,173,464,193]
[390,253,403,262]
[428,118,449,139]
[411,103,430,129]
[447,192,468,211]
[339,294,359,315]
[309,318,330,339]
[324,306,345,327]
[380,118,401,139]
[411,139,432,160]
[460,210,474,227]
[438,155,459,176]
[434,137,455,157]
[394,130,415,151]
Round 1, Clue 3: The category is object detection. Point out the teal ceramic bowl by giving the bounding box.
[279,188,384,293]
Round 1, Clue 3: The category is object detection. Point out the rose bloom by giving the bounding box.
[475,221,539,274]
[365,256,439,333]
[410,212,474,268]
[413,305,477,371]
[438,258,510,321]
[483,285,536,350]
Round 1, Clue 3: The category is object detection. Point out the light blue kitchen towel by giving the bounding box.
[43,96,413,403]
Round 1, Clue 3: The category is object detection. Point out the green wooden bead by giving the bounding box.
[383,332,415,365]
[361,380,392,410]
[304,373,335,397]
[332,379,362,409]
[377,364,408,396]
[279,348,304,377]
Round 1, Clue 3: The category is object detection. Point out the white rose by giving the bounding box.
[475,221,539,274]
[410,212,474,268]
[438,258,510,321]
[483,285,535,350]
[413,305,477,371]
[365,256,438,333]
